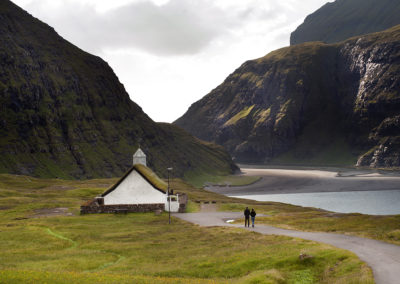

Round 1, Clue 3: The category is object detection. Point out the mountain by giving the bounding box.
[0,0,237,179]
[175,25,400,168]
[290,0,400,45]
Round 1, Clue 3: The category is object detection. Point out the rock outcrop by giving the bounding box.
[175,26,400,167]
[356,116,400,168]
[0,0,237,178]
[290,0,400,45]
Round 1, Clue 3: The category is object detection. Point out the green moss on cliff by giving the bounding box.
[273,138,359,166]
[254,108,271,127]
[224,105,255,126]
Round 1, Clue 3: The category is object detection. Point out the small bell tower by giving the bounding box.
[133,147,147,166]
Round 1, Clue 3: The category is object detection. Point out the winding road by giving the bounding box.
[174,211,400,284]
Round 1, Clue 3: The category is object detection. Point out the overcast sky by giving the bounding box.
[13,0,329,122]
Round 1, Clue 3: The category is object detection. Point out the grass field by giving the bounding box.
[256,210,400,246]
[184,172,261,188]
[221,203,400,246]
[0,174,374,283]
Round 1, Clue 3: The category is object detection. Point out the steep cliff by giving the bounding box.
[176,26,400,167]
[0,0,237,178]
[290,0,400,46]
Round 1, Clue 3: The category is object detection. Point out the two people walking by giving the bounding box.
[244,207,256,227]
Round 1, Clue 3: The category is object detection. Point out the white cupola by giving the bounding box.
[133,147,147,166]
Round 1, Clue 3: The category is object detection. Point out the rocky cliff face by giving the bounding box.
[290,0,400,46]
[356,116,400,167]
[0,0,237,178]
[175,26,400,167]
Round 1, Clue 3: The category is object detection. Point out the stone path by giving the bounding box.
[174,212,400,284]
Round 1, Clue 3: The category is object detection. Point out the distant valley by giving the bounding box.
[176,23,400,167]
[0,0,237,179]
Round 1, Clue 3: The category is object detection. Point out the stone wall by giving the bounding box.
[178,193,188,213]
[81,192,188,214]
[80,199,164,214]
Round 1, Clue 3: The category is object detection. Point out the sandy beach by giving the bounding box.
[206,167,400,196]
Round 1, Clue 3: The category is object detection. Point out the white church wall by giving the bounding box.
[104,170,166,205]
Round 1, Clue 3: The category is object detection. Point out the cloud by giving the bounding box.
[103,0,232,55]
[23,0,282,56]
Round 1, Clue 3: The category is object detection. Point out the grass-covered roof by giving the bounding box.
[134,164,167,192]
[101,164,167,197]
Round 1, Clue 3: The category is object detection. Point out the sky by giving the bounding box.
[13,0,330,122]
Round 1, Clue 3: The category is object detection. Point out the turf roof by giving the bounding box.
[101,164,167,197]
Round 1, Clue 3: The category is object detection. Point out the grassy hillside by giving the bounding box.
[0,174,374,283]
[0,0,237,179]
[290,0,400,45]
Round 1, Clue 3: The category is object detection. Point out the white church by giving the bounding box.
[80,148,186,214]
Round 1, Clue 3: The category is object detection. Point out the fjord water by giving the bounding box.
[231,190,400,215]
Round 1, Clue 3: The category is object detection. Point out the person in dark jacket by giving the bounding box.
[244,207,250,227]
[250,208,256,227]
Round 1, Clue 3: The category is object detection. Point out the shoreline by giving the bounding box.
[238,163,400,176]
[206,167,400,196]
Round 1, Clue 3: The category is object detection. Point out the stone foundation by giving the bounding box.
[80,192,188,214]
[80,200,164,214]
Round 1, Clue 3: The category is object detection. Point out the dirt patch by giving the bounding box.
[200,203,217,212]
[93,184,113,188]
[46,185,75,190]
[31,207,74,218]
[325,212,346,218]
[0,206,11,210]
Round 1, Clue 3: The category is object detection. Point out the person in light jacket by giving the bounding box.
[250,208,256,227]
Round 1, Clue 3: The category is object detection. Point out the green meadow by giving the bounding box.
[222,203,400,246]
[0,174,374,283]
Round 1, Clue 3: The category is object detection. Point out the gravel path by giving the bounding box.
[174,212,400,284]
